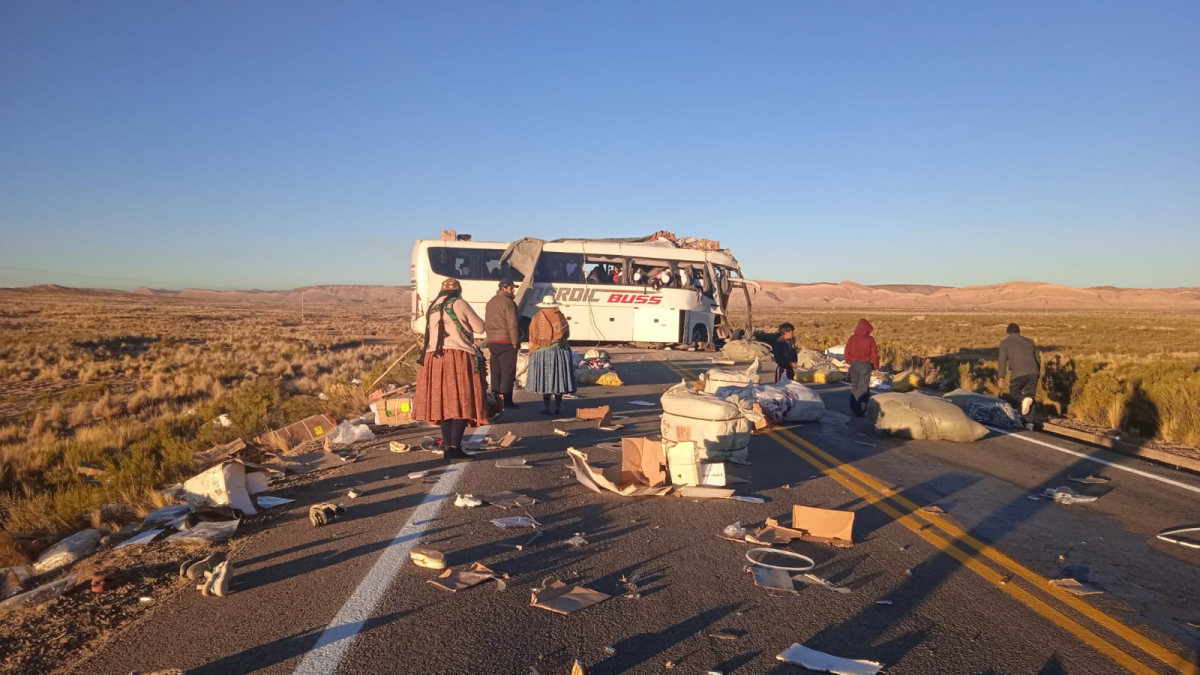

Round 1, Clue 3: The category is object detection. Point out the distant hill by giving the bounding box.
[9,281,1200,311]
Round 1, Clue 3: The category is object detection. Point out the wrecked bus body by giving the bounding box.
[410,233,756,345]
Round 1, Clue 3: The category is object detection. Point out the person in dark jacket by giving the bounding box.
[485,278,520,409]
[773,323,799,381]
[998,323,1041,416]
[844,319,880,417]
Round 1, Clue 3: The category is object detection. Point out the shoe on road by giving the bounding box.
[309,503,346,527]
[455,493,483,508]
[410,547,446,570]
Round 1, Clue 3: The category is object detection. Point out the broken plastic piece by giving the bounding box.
[722,522,750,541]
[875,600,893,605]
[166,520,240,544]
[729,495,765,504]
[1049,578,1103,596]
[481,491,536,509]
[776,644,883,675]
[1157,525,1200,549]
[113,529,165,550]
[496,458,531,469]
[493,516,541,529]
[750,565,797,593]
[745,548,814,572]
[255,495,295,509]
[1042,486,1099,505]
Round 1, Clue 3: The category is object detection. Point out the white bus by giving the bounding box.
[410,235,756,345]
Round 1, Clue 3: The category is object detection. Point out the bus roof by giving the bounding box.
[414,237,742,267]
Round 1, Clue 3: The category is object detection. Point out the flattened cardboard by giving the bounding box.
[429,563,501,592]
[776,644,883,675]
[265,450,348,474]
[699,462,726,487]
[254,414,335,449]
[183,460,270,516]
[620,437,667,487]
[792,505,855,545]
[576,406,613,427]
[679,486,735,499]
[498,431,519,448]
[194,439,248,467]
[531,579,611,614]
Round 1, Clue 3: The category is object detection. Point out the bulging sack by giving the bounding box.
[760,379,825,423]
[890,371,923,392]
[722,339,772,362]
[702,359,760,394]
[868,392,988,442]
[660,382,750,460]
[943,389,1021,428]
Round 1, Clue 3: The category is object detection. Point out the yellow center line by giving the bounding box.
[656,356,1195,674]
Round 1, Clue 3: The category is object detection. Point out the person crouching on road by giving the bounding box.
[414,278,487,464]
[998,323,1041,417]
[844,319,880,417]
[525,294,576,415]
[773,323,799,381]
[485,278,520,409]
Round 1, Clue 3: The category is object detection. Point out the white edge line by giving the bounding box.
[292,424,489,675]
[986,426,1200,495]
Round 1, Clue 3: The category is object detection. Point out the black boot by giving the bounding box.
[444,446,474,464]
[540,394,553,415]
[552,394,563,416]
[504,392,519,409]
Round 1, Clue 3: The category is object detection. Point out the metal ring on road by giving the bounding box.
[745,548,814,572]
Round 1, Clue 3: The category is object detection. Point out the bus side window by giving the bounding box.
[534,253,583,283]
[481,250,524,282]
[429,247,476,279]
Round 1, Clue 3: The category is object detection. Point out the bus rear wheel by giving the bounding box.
[691,323,709,344]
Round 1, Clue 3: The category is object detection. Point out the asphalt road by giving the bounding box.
[74,349,1200,675]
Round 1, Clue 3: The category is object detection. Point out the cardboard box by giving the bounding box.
[375,396,415,426]
[577,405,613,428]
[666,442,699,486]
[792,505,855,545]
[698,461,727,487]
[751,402,772,434]
[441,229,457,241]
[255,414,335,449]
[620,437,667,487]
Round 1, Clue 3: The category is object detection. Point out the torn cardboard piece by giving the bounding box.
[498,431,519,448]
[254,414,335,449]
[1068,475,1110,485]
[193,439,248,467]
[496,458,531,469]
[679,486,736,499]
[576,405,613,427]
[183,460,272,516]
[429,563,507,592]
[750,566,797,593]
[375,395,415,426]
[263,450,348,474]
[776,644,883,675]
[481,491,537,509]
[567,447,673,497]
[531,578,611,614]
[792,505,855,546]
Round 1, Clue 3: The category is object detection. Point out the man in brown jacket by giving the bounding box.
[485,278,521,408]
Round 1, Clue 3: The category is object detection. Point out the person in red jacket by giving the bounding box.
[844,319,880,416]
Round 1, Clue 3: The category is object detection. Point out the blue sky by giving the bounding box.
[1,2,1197,290]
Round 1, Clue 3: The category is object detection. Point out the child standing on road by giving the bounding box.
[773,323,799,381]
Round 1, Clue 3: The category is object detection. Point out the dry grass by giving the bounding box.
[755,310,1200,447]
[0,290,418,536]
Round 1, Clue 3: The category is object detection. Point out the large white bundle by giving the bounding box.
[660,382,750,461]
[702,359,760,394]
[761,379,825,422]
[868,393,988,442]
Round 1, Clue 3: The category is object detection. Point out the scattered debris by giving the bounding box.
[308,503,345,527]
[389,441,412,453]
[1026,495,1043,501]
[1042,486,1099,505]
[709,628,744,641]
[566,447,673,497]
[554,429,571,437]
[1157,526,1200,549]
[410,547,446,570]
[530,577,611,614]
[496,458,531,469]
[254,414,335,449]
[374,394,415,425]
[432,562,506,588]
[1068,475,1111,485]
[730,495,766,504]
[875,600,893,606]
[166,520,239,544]
[628,401,656,406]
[455,494,483,508]
[604,646,616,655]
[776,643,883,675]
[722,522,751,541]
[493,516,541,529]
[91,568,123,594]
[679,486,736,499]
[498,431,520,448]
[745,548,815,572]
[577,405,614,427]
[328,423,375,446]
[0,575,77,614]
[796,573,851,594]
[566,535,588,548]
[750,565,798,593]
[789,505,856,547]
[255,495,295,509]
[481,491,537,509]
[853,441,877,448]
[408,470,431,479]
[180,552,227,581]
[920,505,945,515]
[113,529,166,550]
[347,488,363,499]
[33,529,102,573]
[1049,578,1103,596]
[183,460,272,516]
[197,559,232,597]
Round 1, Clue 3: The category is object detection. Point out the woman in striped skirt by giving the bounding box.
[414,278,488,463]
[525,294,576,415]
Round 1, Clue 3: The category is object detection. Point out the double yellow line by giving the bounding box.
[658,358,1195,674]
